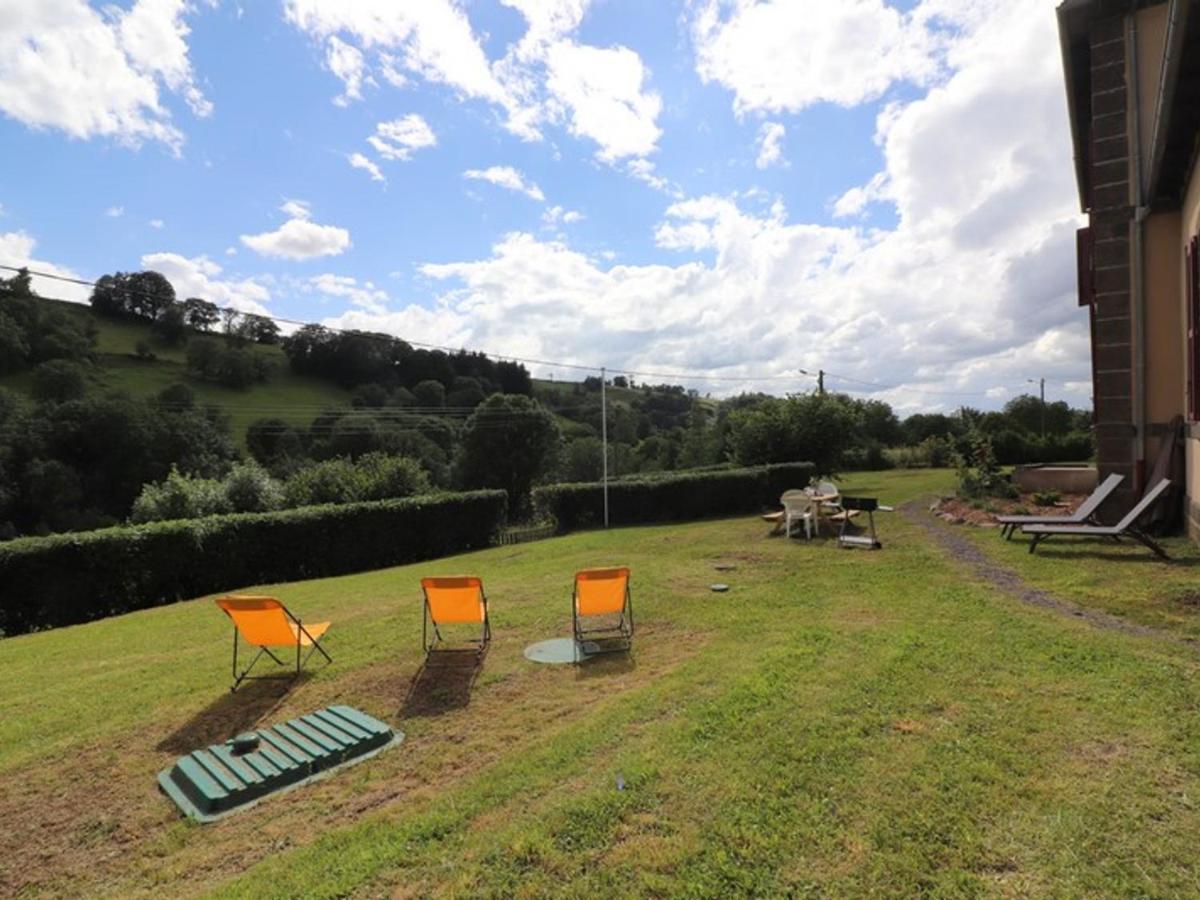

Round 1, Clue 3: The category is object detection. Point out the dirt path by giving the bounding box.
[899,500,1198,650]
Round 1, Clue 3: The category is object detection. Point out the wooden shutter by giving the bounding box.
[1189,237,1200,421]
[1077,227,1094,306]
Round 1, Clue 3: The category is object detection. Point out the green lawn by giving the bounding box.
[3,468,1200,897]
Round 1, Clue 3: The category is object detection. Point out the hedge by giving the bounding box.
[0,490,507,636]
[533,462,815,532]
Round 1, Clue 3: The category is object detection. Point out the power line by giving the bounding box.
[1,265,813,386]
[1,263,1074,400]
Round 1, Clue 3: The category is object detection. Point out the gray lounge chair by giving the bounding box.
[1022,478,1172,558]
[995,472,1124,539]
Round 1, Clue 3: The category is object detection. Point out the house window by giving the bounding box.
[1189,236,1200,421]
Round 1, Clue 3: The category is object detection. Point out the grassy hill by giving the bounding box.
[4,468,1200,895]
[0,299,352,447]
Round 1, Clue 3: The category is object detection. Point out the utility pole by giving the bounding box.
[600,366,609,529]
[1028,377,1046,438]
[818,370,825,394]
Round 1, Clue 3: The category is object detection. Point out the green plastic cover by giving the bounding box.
[158,705,402,823]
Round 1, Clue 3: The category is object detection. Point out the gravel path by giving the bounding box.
[900,500,1197,649]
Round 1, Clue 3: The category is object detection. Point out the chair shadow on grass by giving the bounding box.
[400,648,485,719]
[156,676,300,754]
[575,643,636,680]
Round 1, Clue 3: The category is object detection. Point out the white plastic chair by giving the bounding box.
[781,492,816,540]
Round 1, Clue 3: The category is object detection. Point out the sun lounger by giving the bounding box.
[421,576,491,654]
[215,595,332,692]
[1022,478,1172,558]
[995,472,1124,539]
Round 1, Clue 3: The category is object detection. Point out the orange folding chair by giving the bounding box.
[572,567,633,657]
[420,576,491,654]
[215,595,332,692]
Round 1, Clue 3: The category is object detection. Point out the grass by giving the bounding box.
[0,299,352,447]
[3,468,1200,897]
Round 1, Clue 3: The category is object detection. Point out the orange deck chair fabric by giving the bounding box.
[420,576,491,652]
[215,595,332,691]
[572,567,633,651]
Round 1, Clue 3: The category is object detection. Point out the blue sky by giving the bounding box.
[0,0,1085,411]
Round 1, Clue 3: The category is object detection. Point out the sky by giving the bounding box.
[0,0,1088,412]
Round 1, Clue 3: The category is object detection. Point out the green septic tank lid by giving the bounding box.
[158,705,403,823]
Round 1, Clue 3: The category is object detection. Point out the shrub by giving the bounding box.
[534,462,815,531]
[0,490,507,635]
[31,359,88,403]
[130,466,231,523]
[955,431,1017,500]
[224,462,284,513]
[1032,490,1062,507]
[283,458,364,506]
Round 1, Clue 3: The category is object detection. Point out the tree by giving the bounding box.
[31,360,88,403]
[457,394,561,516]
[152,301,188,345]
[727,392,861,473]
[182,297,220,331]
[242,314,280,345]
[562,436,604,482]
[89,271,175,321]
[0,311,30,373]
[0,267,35,298]
[247,418,306,467]
[413,379,446,408]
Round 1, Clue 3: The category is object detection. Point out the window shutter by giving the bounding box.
[1076,227,1094,307]
[1189,237,1200,421]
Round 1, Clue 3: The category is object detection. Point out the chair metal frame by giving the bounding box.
[218,597,332,693]
[421,577,491,655]
[572,569,634,660]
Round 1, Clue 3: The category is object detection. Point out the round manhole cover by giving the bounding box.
[524,637,589,664]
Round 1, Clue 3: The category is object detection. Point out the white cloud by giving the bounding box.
[240,201,351,260]
[543,41,662,161]
[325,35,368,105]
[142,251,273,316]
[305,273,389,314]
[149,218,165,229]
[693,0,940,114]
[279,199,312,220]
[348,152,385,182]
[0,230,90,302]
[464,165,545,201]
[367,114,437,161]
[832,172,888,219]
[0,0,210,152]
[281,0,664,160]
[755,121,786,169]
[106,206,125,218]
[282,1,509,105]
[326,1,1090,411]
[542,205,583,226]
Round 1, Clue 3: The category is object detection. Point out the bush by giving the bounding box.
[534,462,815,531]
[0,490,507,635]
[224,462,284,513]
[955,432,1017,500]
[31,359,88,403]
[130,466,232,523]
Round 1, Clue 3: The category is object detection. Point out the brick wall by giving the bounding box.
[1087,15,1137,520]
